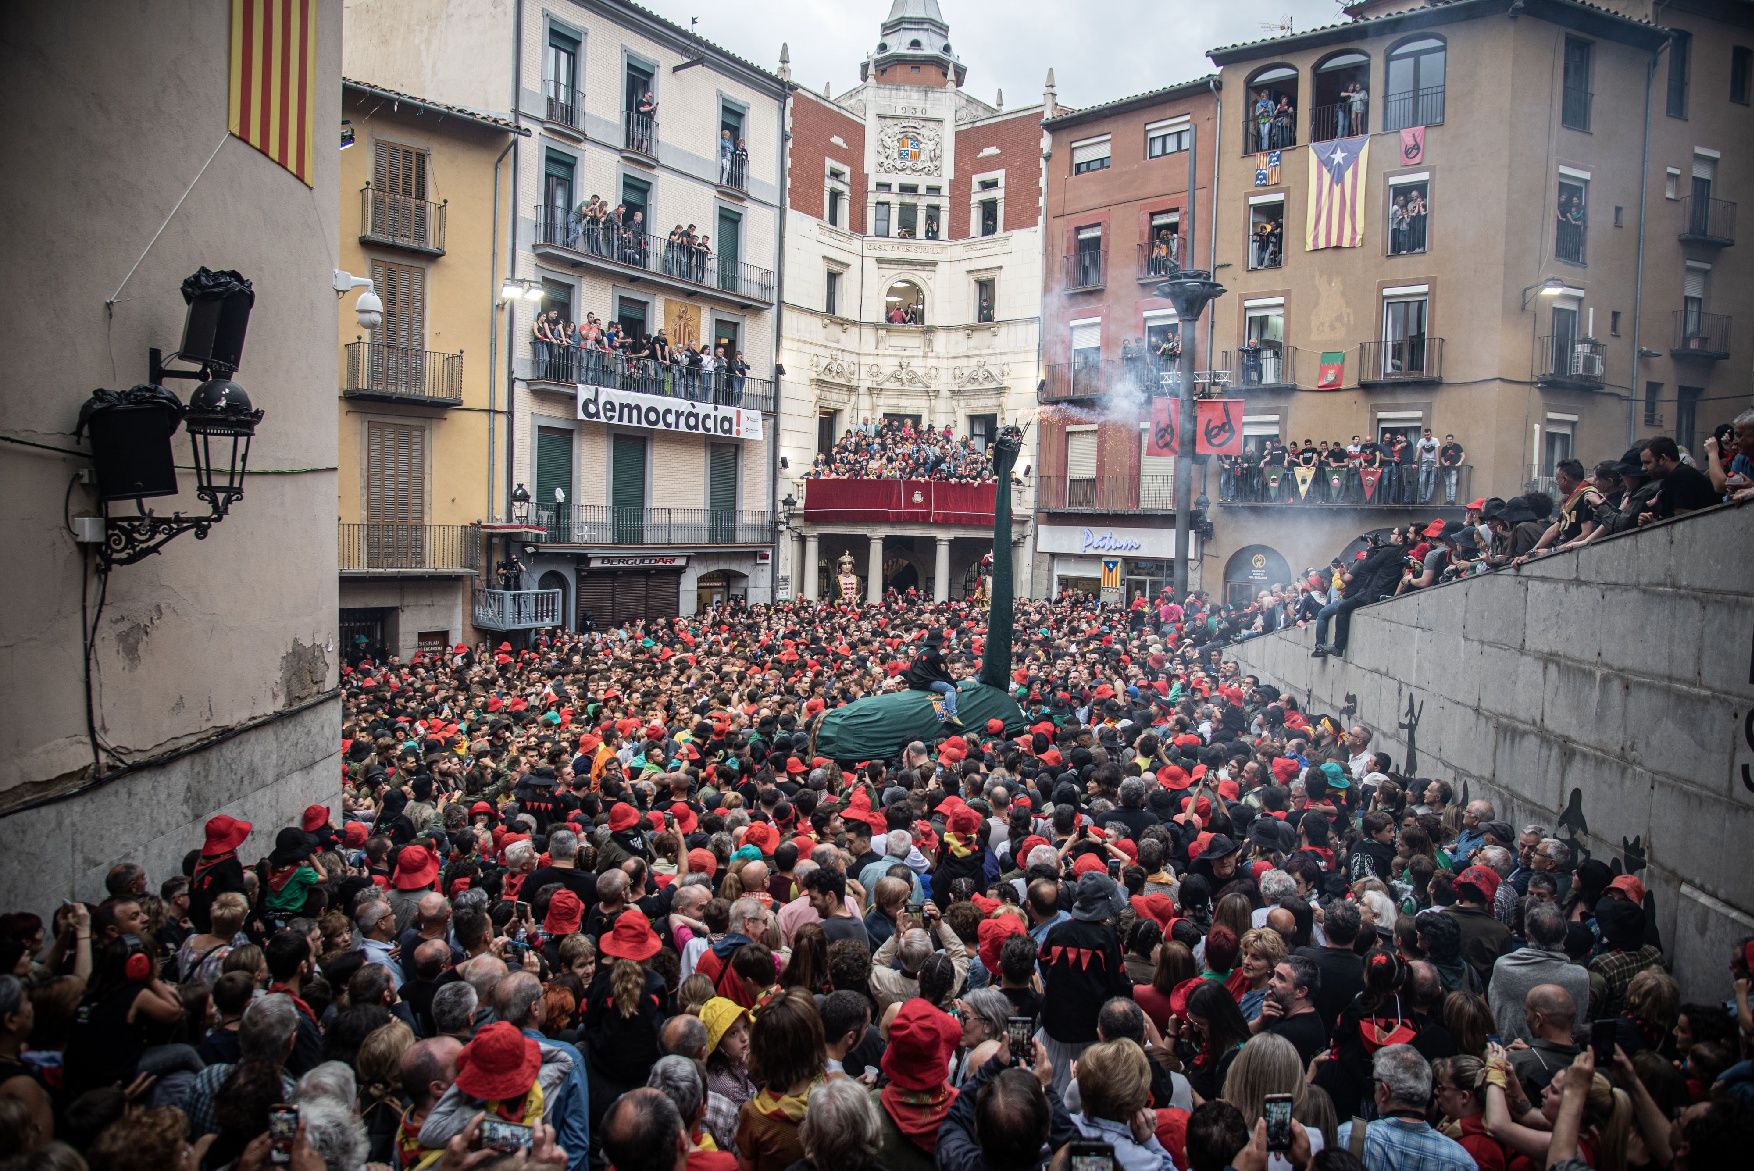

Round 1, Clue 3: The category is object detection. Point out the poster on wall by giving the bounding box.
[666,301,701,352]
[578,384,764,440]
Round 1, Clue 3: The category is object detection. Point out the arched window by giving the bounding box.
[1312,50,1371,141]
[1385,36,1446,130]
[884,278,926,326]
[1244,65,1299,152]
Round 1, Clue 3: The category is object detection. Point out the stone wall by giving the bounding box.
[1229,504,1754,999]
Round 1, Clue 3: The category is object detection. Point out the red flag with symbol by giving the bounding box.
[1316,351,1346,389]
[1399,126,1425,166]
[1148,397,1177,457]
[1194,399,1244,456]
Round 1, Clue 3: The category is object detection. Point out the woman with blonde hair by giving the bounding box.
[1070,1039,1177,1168]
[175,892,250,986]
[1220,1034,1326,1169]
[1483,1041,1631,1171]
[1235,928,1287,1021]
[354,1019,414,1163]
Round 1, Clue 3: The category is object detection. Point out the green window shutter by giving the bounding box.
[535,426,572,539]
[611,434,647,543]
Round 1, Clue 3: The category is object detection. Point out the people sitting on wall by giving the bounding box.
[803,419,1001,483]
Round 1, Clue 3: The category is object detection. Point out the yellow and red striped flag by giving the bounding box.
[1305,135,1369,251]
[229,0,318,187]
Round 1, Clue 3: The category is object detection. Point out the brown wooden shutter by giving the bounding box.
[365,421,426,568]
[369,260,426,392]
[371,142,430,244]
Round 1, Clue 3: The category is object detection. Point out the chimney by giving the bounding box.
[778,42,791,83]
[995,87,1004,110]
[1043,68,1057,118]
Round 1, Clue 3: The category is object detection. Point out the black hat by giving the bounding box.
[1495,502,1536,526]
[1614,446,1649,480]
[1201,833,1241,862]
[269,826,315,868]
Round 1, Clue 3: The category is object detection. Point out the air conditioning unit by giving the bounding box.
[1572,346,1604,378]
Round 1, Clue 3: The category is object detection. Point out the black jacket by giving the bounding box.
[903,644,952,690]
[1344,544,1404,602]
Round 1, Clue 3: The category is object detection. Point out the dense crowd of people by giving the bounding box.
[804,420,1001,483]
[531,310,754,407]
[5,536,1753,1171]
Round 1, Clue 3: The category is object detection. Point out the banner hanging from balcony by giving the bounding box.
[1194,400,1244,456]
[1148,398,1177,457]
[802,480,996,526]
[1306,135,1369,250]
[228,0,319,187]
[1360,467,1383,501]
[1316,351,1346,389]
[1399,126,1425,166]
[577,384,764,440]
[1292,467,1315,499]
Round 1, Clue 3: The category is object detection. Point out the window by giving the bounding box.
[1065,426,1098,504]
[1385,37,1446,130]
[1146,117,1191,158]
[825,269,839,316]
[978,177,999,190]
[1245,65,1299,152]
[1689,152,1717,235]
[967,414,998,451]
[827,187,844,227]
[1248,196,1284,270]
[1677,387,1701,452]
[1613,204,1624,228]
[715,207,741,292]
[1144,210,1182,276]
[624,60,656,152]
[898,200,918,237]
[1733,45,1752,104]
[1551,303,1580,369]
[875,181,892,193]
[1070,319,1101,396]
[874,202,890,237]
[1610,310,1621,335]
[923,205,940,240]
[620,174,650,225]
[1665,167,1680,199]
[973,174,1003,238]
[616,295,648,342]
[1143,311,1181,377]
[1667,29,1690,119]
[1312,51,1371,142]
[370,140,433,245]
[1071,135,1111,175]
[974,277,995,323]
[885,278,924,325]
[1071,225,1104,288]
[369,259,424,353]
[816,410,840,456]
[1541,418,1575,479]
[1387,174,1429,255]
[1381,293,1429,376]
[1556,173,1588,263]
[1242,299,1285,386]
[366,421,426,525]
[979,198,998,236]
[542,279,574,320]
[545,29,580,127]
[1683,263,1708,335]
[1643,381,1662,426]
[1562,37,1593,130]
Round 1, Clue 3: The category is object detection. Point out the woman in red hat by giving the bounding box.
[583,909,668,1124]
[871,998,962,1171]
[188,814,252,934]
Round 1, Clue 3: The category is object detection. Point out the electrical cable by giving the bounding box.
[0,434,86,458]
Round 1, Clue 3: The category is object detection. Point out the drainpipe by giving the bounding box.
[486,136,515,524]
[1206,77,1222,363]
[505,0,525,527]
[771,81,791,603]
[1629,28,1669,447]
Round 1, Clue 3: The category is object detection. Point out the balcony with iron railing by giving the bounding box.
[1309,100,1368,144]
[1562,85,1592,131]
[1036,475,1176,513]
[1220,345,1299,390]
[1244,118,1296,154]
[1671,310,1731,360]
[1065,249,1106,291]
[473,587,564,631]
[532,505,771,546]
[344,341,464,405]
[533,206,776,307]
[624,110,658,157]
[1219,462,1473,508]
[1040,356,1156,404]
[717,153,748,194]
[1382,85,1445,131]
[1137,241,1184,281]
[359,186,446,256]
[1536,335,1605,390]
[1555,216,1587,265]
[1680,195,1736,246]
[526,344,776,412]
[543,80,584,133]
[1358,336,1444,385]
[339,523,480,573]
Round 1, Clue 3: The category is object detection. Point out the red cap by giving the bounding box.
[1457,865,1502,903]
[1606,874,1646,905]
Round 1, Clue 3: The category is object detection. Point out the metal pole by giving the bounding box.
[1173,322,1196,597]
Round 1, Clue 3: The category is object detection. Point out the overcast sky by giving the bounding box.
[642,0,1350,110]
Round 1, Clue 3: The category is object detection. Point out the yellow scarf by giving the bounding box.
[944,831,976,859]
[752,1081,814,1122]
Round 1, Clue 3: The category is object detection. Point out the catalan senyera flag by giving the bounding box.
[229,0,319,187]
[1306,135,1369,251]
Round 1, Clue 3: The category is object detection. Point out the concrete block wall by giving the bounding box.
[1228,504,1754,999]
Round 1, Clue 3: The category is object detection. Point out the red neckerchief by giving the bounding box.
[264,864,300,892]
[878,1084,956,1153]
[267,982,317,1024]
[397,1108,426,1168]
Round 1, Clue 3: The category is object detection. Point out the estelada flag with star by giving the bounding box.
[1306,135,1369,250]
[1316,351,1347,389]
[1148,397,1177,457]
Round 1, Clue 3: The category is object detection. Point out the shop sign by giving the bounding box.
[588,554,690,569]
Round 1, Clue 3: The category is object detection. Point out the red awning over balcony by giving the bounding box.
[802,479,996,526]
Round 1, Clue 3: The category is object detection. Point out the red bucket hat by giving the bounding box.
[608,803,641,833]
[392,845,441,891]
[544,889,584,936]
[978,914,1026,974]
[880,999,960,1092]
[301,804,331,833]
[599,908,662,962]
[201,814,253,858]
[454,1022,542,1101]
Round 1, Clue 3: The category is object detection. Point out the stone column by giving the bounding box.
[867,534,884,605]
[802,531,820,600]
[933,536,952,602]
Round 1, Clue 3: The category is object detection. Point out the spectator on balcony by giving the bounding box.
[1407,188,1428,251]
[1439,434,1465,505]
[727,350,750,402]
[734,138,749,187]
[1390,430,1418,505]
[1347,81,1369,136]
[582,197,610,255]
[1638,435,1720,523]
[719,129,735,184]
[1260,439,1290,501]
[1390,194,1412,256]
[694,235,713,284]
[1416,428,1441,503]
[1272,94,1295,148]
[1252,91,1273,150]
[533,310,561,381]
[635,91,658,152]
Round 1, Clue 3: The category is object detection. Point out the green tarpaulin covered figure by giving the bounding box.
[810,426,1029,762]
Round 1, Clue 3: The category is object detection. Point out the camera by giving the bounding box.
[355,288,383,331]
